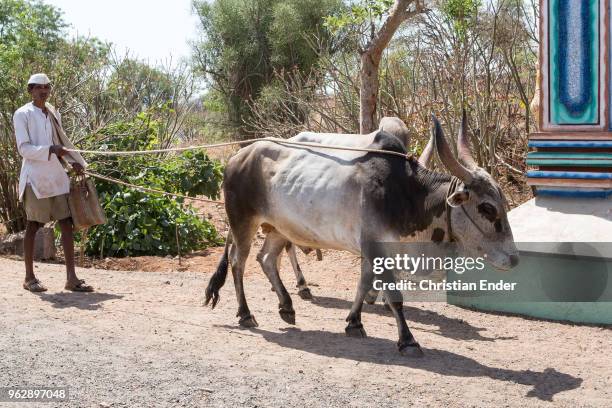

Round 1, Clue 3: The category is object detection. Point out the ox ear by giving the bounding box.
[432,115,473,184]
[447,190,470,207]
[417,135,434,168]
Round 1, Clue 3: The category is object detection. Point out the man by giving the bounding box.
[13,73,93,292]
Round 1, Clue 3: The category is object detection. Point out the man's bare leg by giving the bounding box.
[59,218,93,292]
[24,220,41,283]
[58,218,79,286]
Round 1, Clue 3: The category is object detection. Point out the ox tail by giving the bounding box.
[205,230,233,309]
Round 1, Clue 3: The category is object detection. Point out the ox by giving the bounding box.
[205,115,518,356]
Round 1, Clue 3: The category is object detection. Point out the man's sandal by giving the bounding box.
[65,280,94,292]
[23,278,48,292]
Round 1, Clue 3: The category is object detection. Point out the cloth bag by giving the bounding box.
[47,106,106,230]
[66,174,107,231]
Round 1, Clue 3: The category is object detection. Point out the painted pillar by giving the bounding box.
[527,0,612,198]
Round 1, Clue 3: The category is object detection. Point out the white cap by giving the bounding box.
[27,73,51,85]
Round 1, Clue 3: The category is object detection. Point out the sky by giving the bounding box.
[45,0,201,64]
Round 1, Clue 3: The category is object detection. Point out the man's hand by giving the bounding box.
[49,145,66,157]
[72,163,85,175]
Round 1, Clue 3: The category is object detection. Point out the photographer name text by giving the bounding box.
[373,279,518,292]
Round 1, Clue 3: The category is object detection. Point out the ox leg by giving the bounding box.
[266,235,280,293]
[344,263,374,338]
[383,294,423,357]
[256,232,295,324]
[230,224,259,328]
[286,243,313,300]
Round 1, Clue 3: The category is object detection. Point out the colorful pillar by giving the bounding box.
[528,0,612,197]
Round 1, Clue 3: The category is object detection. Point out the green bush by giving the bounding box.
[83,112,224,257]
[87,190,221,257]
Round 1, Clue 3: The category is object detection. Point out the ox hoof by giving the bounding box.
[345,324,367,338]
[398,342,424,358]
[279,308,296,325]
[298,288,313,300]
[239,315,258,328]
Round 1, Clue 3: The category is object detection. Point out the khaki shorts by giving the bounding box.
[24,185,71,224]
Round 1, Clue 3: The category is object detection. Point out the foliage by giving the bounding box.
[0,0,73,233]
[84,112,224,257]
[191,0,345,135]
[440,0,481,39]
[87,190,219,257]
[323,0,395,34]
[323,0,405,61]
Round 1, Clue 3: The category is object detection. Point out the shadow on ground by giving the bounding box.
[310,295,517,342]
[37,292,123,310]
[248,326,582,401]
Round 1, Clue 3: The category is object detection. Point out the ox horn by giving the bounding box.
[457,108,477,169]
[417,135,434,168]
[432,115,473,184]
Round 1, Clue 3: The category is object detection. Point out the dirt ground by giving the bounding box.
[1,243,611,408]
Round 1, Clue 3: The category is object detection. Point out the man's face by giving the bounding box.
[29,84,52,103]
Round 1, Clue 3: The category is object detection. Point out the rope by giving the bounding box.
[68,139,254,155]
[65,137,412,160]
[85,171,225,204]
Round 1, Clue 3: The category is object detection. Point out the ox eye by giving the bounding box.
[477,203,497,222]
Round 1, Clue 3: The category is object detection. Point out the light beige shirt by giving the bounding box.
[13,102,73,200]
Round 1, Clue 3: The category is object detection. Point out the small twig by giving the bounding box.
[494,153,524,176]
[175,223,182,266]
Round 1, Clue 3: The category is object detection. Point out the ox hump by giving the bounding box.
[369,130,408,155]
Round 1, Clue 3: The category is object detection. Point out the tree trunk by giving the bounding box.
[358,0,425,134]
[359,53,379,134]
